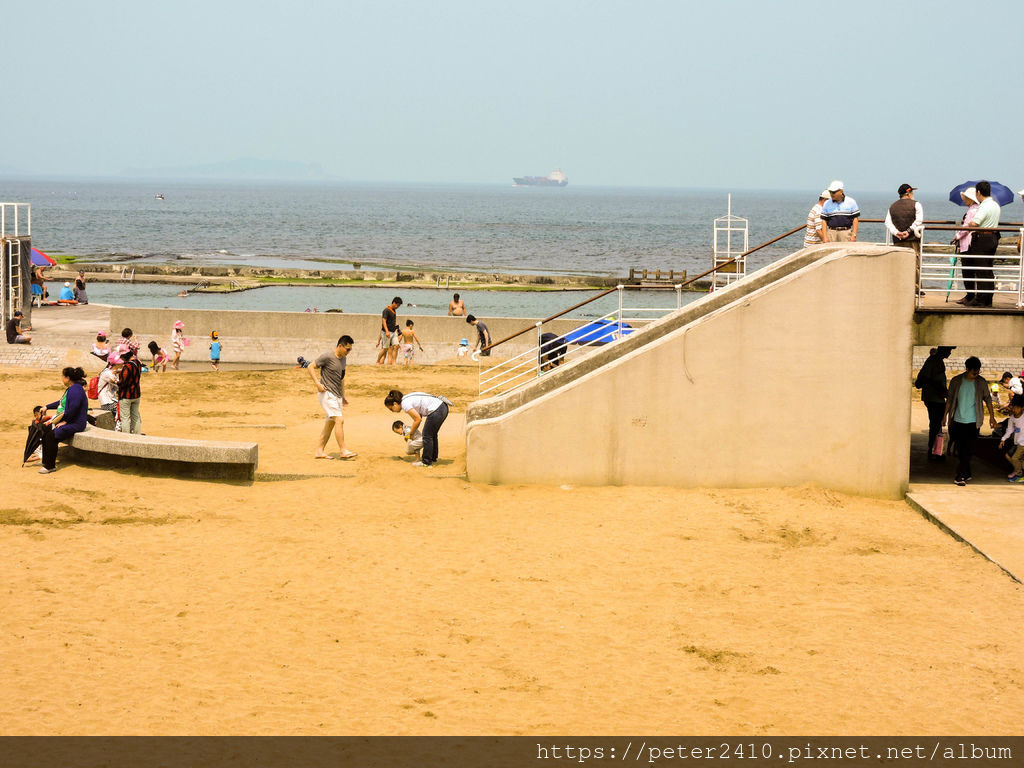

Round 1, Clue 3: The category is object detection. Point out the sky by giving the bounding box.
[5,0,1024,191]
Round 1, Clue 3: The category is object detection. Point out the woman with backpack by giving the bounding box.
[384,389,451,467]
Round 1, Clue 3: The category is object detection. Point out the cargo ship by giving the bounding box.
[512,169,568,187]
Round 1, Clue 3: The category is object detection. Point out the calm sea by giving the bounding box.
[2,178,1006,280]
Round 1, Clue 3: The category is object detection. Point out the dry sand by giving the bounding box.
[1,364,1022,735]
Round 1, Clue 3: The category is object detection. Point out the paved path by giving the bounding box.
[907,400,1023,583]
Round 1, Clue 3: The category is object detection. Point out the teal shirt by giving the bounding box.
[954,379,977,424]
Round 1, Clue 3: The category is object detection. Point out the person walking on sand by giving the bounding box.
[209,331,222,371]
[466,314,491,356]
[171,321,185,369]
[376,296,402,366]
[308,335,356,460]
[943,356,996,486]
[400,320,424,365]
[448,293,467,316]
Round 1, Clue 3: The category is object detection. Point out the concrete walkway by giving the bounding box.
[907,400,1024,583]
[27,302,112,347]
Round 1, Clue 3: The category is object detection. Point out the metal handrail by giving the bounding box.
[484,223,807,354]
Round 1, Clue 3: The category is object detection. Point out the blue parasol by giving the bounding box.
[30,247,56,266]
[948,180,1015,207]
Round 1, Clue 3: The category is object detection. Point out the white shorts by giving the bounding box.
[318,390,344,419]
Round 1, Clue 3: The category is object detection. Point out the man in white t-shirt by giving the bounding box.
[308,335,356,460]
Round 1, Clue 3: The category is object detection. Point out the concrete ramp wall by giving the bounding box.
[466,245,917,499]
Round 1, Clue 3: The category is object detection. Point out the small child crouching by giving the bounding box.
[392,419,423,458]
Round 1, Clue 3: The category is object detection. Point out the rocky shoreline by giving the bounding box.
[42,262,707,292]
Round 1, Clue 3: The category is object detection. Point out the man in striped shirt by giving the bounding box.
[820,180,860,242]
[804,190,829,247]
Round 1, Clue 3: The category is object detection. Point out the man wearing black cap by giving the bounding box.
[5,310,31,344]
[915,345,954,460]
[885,184,924,257]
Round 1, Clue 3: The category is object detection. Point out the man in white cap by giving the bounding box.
[820,180,860,242]
[803,190,830,247]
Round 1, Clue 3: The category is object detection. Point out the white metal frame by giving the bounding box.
[916,225,1024,308]
[0,202,31,238]
[0,203,31,321]
[711,194,749,289]
[477,284,686,398]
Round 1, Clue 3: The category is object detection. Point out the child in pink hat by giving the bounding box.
[171,321,185,370]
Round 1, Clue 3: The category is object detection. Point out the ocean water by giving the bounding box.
[86,282,703,319]
[4,178,1009,280]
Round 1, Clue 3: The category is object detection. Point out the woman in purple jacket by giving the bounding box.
[38,366,89,474]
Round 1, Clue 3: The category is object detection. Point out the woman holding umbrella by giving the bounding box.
[36,366,90,474]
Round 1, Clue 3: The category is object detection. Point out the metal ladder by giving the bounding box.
[7,237,21,319]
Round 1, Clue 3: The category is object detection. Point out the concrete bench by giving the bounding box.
[66,425,258,481]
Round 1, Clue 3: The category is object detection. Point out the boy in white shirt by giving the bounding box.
[998,394,1024,482]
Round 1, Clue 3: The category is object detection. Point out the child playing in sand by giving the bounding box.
[392,419,423,458]
[400,320,424,365]
[147,341,168,373]
[209,331,222,371]
[171,321,185,369]
[999,394,1024,482]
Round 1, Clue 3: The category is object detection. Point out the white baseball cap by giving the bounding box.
[819,190,830,199]
[827,180,844,192]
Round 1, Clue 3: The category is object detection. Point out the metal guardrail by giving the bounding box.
[476,216,1024,399]
[913,224,1024,308]
[477,284,687,398]
[477,223,807,398]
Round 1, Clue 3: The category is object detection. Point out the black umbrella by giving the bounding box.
[22,422,44,466]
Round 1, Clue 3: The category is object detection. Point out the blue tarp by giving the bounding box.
[563,318,634,345]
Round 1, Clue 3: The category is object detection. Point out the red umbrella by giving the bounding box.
[30,247,56,266]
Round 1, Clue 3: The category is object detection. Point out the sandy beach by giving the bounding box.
[1,363,1022,735]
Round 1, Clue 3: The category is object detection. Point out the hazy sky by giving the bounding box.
[6,0,1023,190]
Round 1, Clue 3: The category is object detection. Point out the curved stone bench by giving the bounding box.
[66,425,258,482]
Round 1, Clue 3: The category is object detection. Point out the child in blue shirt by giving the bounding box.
[209,331,222,371]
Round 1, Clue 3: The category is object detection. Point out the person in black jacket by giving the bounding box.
[915,346,954,461]
[37,366,89,474]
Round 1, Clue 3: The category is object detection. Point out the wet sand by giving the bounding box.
[1,364,1022,735]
